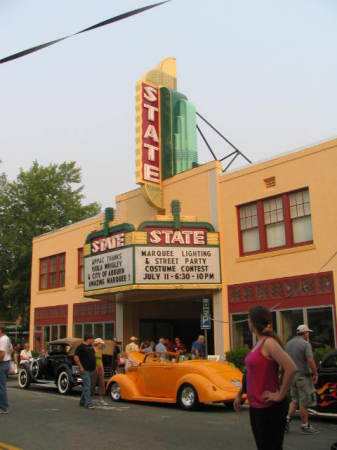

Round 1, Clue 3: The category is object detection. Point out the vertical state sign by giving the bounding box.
[142,83,161,184]
[135,58,178,209]
[84,247,133,292]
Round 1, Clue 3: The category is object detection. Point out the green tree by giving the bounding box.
[0,161,101,326]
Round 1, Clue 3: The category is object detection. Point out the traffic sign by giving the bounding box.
[201,299,211,329]
[200,313,211,330]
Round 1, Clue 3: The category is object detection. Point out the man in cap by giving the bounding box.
[285,324,319,434]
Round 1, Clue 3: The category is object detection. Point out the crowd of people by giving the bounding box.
[125,336,189,356]
[1,315,334,449]
[123,335,207,361]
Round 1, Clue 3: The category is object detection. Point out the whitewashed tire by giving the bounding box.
[18,367,31,389]
[57,371,72,395]
[31,360,40,379]
[109,382,122,402]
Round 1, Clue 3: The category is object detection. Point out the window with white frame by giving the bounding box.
[289,190,313,244]
[231,314,252,348]
[40,253,65,290]
[307,307,335,348]
[73,322,115,340]
[231,306,336,349]
[42,324,67,344]
[263,196,286,248]
[238,188,313,255]
[239,203,260,253]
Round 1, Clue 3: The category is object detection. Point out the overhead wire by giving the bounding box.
[0,1,170,64]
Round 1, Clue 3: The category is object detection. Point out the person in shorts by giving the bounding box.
[285,324,319,434]
[92,338,108,406]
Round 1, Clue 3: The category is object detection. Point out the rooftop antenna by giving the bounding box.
[196,111,252,172]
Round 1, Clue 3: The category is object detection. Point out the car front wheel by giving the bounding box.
[18,367,31,389]
[57,371,72,395]
[109,382,122,402]
[178,384,199,411]
[31,360,40,379]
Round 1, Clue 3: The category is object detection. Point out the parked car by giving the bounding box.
[106,351,243,410]
[18,338,115,395]
[309,349,337,417]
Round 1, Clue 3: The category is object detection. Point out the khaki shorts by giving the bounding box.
[290,373,317,408]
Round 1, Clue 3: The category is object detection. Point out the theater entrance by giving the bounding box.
[139,319,203,353]
[123,296,214,355]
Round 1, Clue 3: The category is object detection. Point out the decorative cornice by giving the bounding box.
[85,223,135,244]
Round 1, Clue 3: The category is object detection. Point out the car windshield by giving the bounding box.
[48,344,69,355]
[322,354,337,369]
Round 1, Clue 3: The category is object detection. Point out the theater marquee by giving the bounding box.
[84,247,133,292]
[135,246,221,284]
[83,207,222,297]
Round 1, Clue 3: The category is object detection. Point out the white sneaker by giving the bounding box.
[301,424,319,434]
[99,400,109,406]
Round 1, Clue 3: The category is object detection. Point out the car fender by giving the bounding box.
[176,373,218,403]
[106,374,139,399]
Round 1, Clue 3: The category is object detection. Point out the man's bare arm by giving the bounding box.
[307,356,318,384]
[74,355,84,373]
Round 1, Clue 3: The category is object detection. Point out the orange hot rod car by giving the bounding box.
[106,351,243,410]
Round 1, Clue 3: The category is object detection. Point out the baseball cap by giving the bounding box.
[94,338,105,345]
[296,324,313,334]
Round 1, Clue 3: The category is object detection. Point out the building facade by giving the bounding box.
[30,137,337,354]
[29,59,337,354]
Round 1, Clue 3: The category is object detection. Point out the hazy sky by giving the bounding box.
[1,0,336,209]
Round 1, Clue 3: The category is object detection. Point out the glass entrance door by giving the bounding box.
[139,318,214,355]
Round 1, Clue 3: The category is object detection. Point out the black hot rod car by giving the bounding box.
[18,338,115,395]
[309,349,337,417]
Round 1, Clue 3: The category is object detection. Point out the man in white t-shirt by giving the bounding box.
[0,325,12,414]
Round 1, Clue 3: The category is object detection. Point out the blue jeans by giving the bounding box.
[80,370,94,407]
[0,361,9,412]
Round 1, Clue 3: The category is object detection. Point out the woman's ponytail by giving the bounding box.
[249,306,283,347]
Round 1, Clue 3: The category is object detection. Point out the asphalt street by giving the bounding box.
[0,378,336,450]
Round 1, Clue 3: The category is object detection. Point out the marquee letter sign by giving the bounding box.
[142,83,161,184]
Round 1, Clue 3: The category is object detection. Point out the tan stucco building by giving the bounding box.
[30,137,337,354]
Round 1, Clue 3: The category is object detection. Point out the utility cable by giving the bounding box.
[0,1,170,64]
[317,249,337,273]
